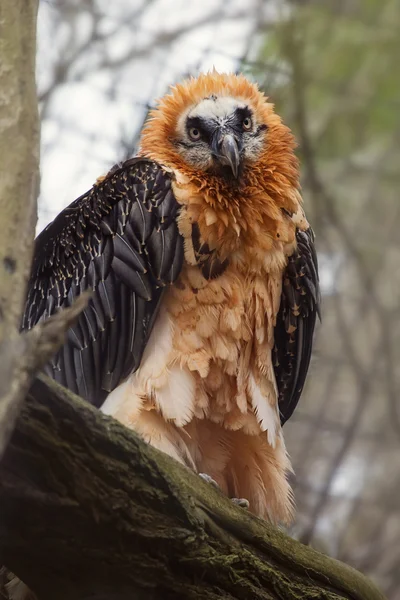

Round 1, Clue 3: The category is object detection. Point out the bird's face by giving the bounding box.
[140,72,297,196]
[175,95,268,179]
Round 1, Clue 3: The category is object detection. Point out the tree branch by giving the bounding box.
[0,376,385,600]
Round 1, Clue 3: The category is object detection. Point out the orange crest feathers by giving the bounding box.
[139,71,300,215]
[140,72,275,167]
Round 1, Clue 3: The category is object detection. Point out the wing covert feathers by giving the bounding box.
[22,159,184,406]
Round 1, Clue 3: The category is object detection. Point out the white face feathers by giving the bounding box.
[182,96,245,125]
[175,95,268,176]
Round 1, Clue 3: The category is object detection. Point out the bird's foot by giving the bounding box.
[231,497,250,510]
[199,472,219,488]
[199,473,250,509]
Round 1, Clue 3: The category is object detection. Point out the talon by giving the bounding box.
[231,497,250,509]
[199,473,219,489]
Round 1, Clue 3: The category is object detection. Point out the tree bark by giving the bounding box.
[0,376,386,600]
[0,0,40,456]
[0,0,84,464]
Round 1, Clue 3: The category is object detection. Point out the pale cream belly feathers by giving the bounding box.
[101,176,305,523]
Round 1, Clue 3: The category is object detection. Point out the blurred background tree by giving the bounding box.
[35,0,400,597]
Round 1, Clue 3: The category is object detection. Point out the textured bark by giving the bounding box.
[0,375,386,600]
[0,0,40,456]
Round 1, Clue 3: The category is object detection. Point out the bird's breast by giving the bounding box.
[149,180,294,438]
[159,247,283,439]
[103,178,299,442]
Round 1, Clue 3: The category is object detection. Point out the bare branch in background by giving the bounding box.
[39,5,249,116]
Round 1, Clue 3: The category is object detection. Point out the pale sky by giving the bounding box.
[36,0,262,232]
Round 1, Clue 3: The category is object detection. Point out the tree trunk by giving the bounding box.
[0,375,386,600]
[0,0,86,467]
[0,0,40,457]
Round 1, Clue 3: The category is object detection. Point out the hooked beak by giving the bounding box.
[213,132,241,178]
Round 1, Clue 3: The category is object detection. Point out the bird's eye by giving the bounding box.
[242,117,252,131]
[189,127,201,141]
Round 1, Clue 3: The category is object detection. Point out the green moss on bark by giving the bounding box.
[0,376,386,600]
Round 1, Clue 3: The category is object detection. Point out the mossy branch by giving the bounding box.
[0,375,386,600]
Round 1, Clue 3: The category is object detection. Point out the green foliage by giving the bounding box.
[250,0,400,162]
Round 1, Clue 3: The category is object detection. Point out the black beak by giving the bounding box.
[212,132,241,178]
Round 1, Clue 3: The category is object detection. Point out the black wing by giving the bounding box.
[22,158,184,407]
[273,228,321,425]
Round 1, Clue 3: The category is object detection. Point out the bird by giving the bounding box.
[23,72,320,523]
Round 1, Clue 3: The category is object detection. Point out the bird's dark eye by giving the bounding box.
[189,127,201,141]
[242,117,252,131]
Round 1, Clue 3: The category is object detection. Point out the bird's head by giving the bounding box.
[173,93,267,180]
[140,71,298,194]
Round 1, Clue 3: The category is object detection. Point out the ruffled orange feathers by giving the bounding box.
[139,71,304,260]
[140,72,297,188]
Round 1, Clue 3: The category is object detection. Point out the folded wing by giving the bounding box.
[22,158,184,406]
[273,228,321,425]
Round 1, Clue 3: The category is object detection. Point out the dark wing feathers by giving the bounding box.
[22,158,184,407]
[24,156,318,423]
[273,228,321,425]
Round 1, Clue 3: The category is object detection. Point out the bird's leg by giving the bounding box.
[198,473,249,509]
